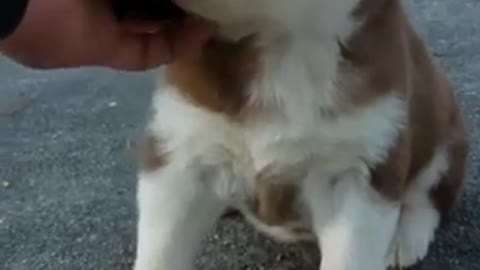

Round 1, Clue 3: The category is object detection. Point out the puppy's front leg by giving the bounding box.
[133,161,231,270]
[306,164,401,270]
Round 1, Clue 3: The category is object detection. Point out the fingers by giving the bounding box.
[139,32,175,69]
[106,33,173,71]
[170,18,215,58]
[129,17,215,61]
[124,14,215,57]
[122,20,164,34]
[114,18,214,71]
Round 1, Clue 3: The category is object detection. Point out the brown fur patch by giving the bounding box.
[352,0,390,18]
[252,166,301,226]
[430,117,469,219]
[339,0,408,109]
[166,36,260,117]
[343,0,468,206]
[369,131,411,200]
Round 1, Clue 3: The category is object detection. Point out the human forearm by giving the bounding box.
[0,0,213,70]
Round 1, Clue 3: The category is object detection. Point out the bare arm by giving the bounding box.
[0,0,213,70]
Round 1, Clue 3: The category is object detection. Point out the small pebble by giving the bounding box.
[108,101,118,108]
[276,254,286,261]
[2,181,11,188]
[222,240,231,246]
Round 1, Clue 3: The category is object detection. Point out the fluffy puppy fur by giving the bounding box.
[133,0,469,269]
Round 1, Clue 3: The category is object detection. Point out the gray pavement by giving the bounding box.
[1,1,479,269]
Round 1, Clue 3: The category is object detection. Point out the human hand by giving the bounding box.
[0,0,214,70]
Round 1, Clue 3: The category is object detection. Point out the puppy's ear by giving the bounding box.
[111,0,186,22]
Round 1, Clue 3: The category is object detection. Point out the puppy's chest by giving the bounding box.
[243,95,405,174]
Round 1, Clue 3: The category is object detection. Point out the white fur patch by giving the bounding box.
[387,146,449,268]
[245,94,407,176]
[241,213,316,243]
[134,165,229,270]
[175,0,360,40]
[304,163,401,270]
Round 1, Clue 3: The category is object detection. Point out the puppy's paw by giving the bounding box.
[386,211,436,269]
[387,238,429,269]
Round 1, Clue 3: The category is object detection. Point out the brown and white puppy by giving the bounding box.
[133,0,469,270]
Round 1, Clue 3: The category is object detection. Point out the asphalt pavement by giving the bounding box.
[1,1,479,269]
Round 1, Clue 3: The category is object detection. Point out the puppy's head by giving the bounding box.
[174,0,362,38]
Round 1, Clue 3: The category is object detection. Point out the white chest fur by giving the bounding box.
[151,35,406,177]
[245,94,407,175]
[151,83,406,187]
